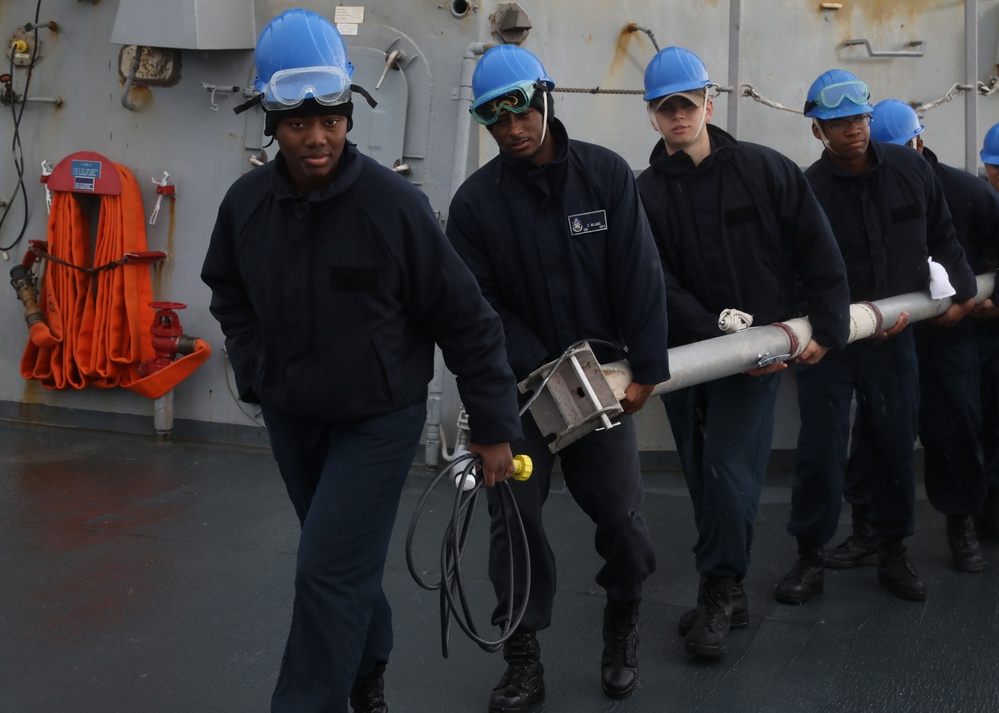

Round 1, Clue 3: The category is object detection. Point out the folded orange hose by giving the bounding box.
[20,161,209,397]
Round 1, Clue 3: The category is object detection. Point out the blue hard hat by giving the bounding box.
[870,99,924,145]
[471,45,554,113]
[804,69,874,120]
[643,46,711,102]
[253,9,354,100]
[981,122,999,164]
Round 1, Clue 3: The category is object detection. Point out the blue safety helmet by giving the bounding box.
[804,69,874,120]
[643,46,712,102]
[981,122,999,165]
[253,9,354,109]
[470,45,554,123]
[869,99,924,145]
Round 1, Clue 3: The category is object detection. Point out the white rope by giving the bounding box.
[718,308,754,333]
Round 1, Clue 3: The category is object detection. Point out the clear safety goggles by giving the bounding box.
[812,80,870,111]
[262,66,352,110]
[470,80,538,126]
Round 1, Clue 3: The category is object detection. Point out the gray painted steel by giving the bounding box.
[2,1,998,458]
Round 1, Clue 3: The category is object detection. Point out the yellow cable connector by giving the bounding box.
[11,40,28,53]
[512,454,533,481]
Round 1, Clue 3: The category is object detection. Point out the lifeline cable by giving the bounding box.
[405,338,628,657]
[0,0,43,254]
[406,452,530,657]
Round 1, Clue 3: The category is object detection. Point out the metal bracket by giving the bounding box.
[200,83,241,111]
[518,342,622,453]
[844,39,924,57]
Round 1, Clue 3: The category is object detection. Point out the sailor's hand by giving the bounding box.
[932,298,973,328]
[620,382,655,414]
[467,442,514,487]
[875,311,909,340]
[793,339,830,366]
[971,299,999,320]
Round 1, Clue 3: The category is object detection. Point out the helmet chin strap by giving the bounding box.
[812,117,841,157]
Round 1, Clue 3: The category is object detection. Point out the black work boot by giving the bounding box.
[775,540,824,604]
[685,576,736,659]
[349,664,388,713]
[877,538,926,601]
[601,599,640,698]
[489,627,545,713]
[946,514,986,573]
[825,507,878,568]
[677,576,749,636]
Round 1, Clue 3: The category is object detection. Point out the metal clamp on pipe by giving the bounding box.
[517,342,623,453]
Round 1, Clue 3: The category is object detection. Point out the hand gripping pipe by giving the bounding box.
[521,273,996,453]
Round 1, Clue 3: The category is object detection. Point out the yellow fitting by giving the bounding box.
[12,40,28,53]
[512,454,533,481]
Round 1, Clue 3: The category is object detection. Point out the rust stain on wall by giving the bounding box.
[608,25,638,78]
[851,0,945,25]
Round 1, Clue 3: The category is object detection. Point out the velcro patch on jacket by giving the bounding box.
[567,210,608,235]
[891,203,922,222]
[331,266,380,292]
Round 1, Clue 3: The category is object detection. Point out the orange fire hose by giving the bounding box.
[19,161,209,398]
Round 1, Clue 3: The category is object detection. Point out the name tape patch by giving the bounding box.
[567,209,608,235]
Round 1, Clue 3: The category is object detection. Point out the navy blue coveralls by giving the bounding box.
[636,124,850,579]
[446,118,671,630]
[844,146,999,517]
[792,140,977,546]
[201,143,522,713]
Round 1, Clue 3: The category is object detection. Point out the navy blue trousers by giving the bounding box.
[844,320,986,516]
[789,333,919,544]
[974,321,999,494]
[661,372,780,579]
[487,412,654,631]
[262,403,425,713]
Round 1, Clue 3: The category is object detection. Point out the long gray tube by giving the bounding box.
[597,273,995,400]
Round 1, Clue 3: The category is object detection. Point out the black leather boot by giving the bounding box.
[677,576,749,636]
[489,628,545,713]
[877,538,926,601]
[775,540,824,604]
[349,664,388,713]
[825,506,878,568]
[946,514,985,573]
[601,599,640,698]
[685,576,736,659]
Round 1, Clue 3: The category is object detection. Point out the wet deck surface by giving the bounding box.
[3,419,998,713]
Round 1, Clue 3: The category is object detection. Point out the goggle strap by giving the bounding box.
[233,93,263,115]
[351,83,378,109]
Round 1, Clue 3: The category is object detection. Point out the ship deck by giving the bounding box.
[2,419,997,713]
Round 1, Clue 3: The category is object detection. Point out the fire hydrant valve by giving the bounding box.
[139,301,192,377]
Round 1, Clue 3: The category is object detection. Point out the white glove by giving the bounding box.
[928,257,956,299]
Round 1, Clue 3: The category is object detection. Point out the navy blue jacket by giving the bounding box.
[446,119,670,386]
[805,140,977,304]
[636,124,851,350]
[923,146,999,284]
[201,142,522,445]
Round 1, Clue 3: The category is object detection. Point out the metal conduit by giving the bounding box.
[965,0,979,174]
[602,273,996,398]
[438,276,994,458]
[424,42,493,469]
